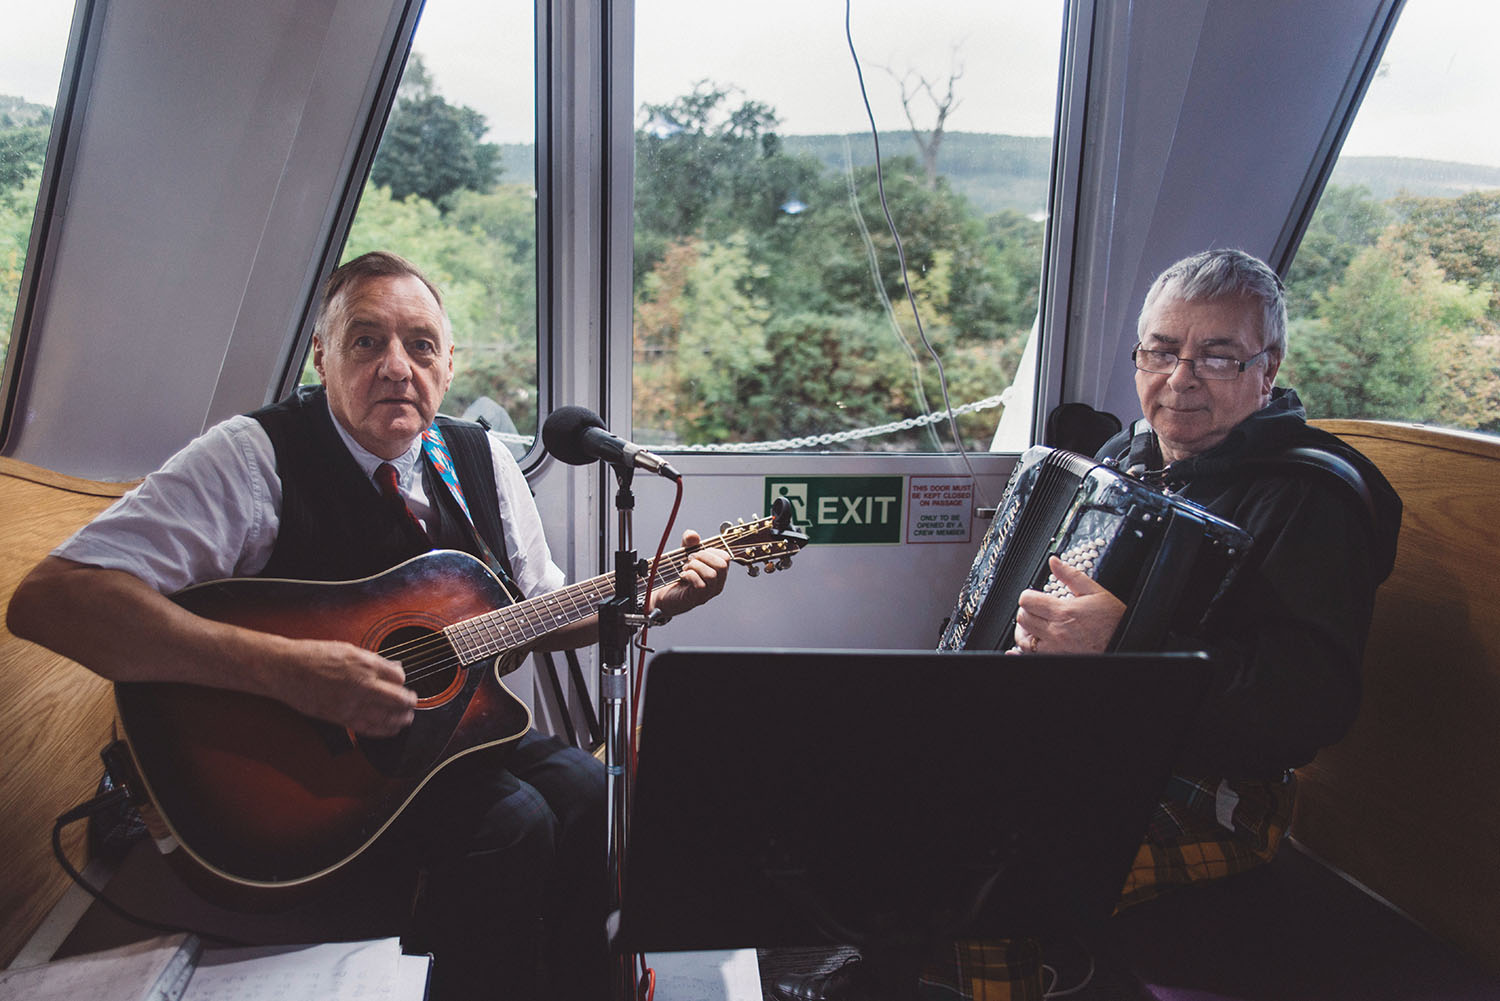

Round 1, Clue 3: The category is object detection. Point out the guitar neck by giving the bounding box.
[443,543,704,664]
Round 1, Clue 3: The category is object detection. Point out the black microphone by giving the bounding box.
[542,406,682,481]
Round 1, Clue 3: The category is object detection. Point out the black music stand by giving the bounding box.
[611,647,1212,998]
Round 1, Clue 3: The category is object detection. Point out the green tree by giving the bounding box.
[758,310,924,446]
[1,105,53,364]
[634,235,771,441]
[633,81,791,282]
[1285,240,1455,422]
[0,109,51,191]
[323,180,540,432]
[370,55,500,210]
[1390,189,1500,312]
[1,172,42,364]
[1285,184,1500,433]
[634,238,921,448]
[979,209,1046,331]
[1285,183,1386,320]
[1423,289,1499,432]
[631,83,1039,449]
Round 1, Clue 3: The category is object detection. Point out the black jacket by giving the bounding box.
[1096,387,1402,777]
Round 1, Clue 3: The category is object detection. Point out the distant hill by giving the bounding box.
[1328,156,1500,200]
[498,131,1053,217]
[11,88,1499,211]
[780,141,1500,213]
[780,132,1053,218]
[479,139,1500,221]
[0,95,52,127]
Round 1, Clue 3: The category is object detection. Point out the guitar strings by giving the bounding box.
[390,551,698,687]
[382,529,755,689]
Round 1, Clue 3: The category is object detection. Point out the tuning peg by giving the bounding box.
[720,520,732,533]
[746,564,761,577]
[777,556,793,570]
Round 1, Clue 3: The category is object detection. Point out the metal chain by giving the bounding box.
[490,390,1011,453]
[671,392,1010,452]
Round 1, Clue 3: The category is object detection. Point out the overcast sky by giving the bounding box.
[4,1,1499,167]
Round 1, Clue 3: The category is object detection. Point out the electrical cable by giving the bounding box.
[621,476,684,1001]
[50,787,244,947]
[1042,952,1096,997]
[842,0,995,510]
[841,133,940,449]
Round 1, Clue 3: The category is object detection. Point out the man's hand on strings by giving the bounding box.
[274,637,417,738]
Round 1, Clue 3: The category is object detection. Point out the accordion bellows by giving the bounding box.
[939,446,1253,652]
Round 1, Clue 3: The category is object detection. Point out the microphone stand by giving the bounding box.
[598,461,643,1000]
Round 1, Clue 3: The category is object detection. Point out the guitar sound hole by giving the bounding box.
[379,625,459,700]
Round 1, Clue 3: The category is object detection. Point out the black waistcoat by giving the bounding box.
[251,385,511,583]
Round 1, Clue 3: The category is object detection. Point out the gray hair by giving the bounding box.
[313,250,453,344]
[1137,249,1287,360]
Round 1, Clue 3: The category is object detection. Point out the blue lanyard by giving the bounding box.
[421,423,472,526]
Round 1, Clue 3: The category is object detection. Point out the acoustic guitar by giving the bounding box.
[111,501,807,907]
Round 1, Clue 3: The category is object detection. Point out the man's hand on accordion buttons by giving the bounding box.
[1013,557,1127,655]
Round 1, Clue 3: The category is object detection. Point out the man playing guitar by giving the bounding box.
[9,251,734,1001]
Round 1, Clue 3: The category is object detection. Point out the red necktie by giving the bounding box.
[374,462,430,542]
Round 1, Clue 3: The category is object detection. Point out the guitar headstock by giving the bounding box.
[716,496,810,577]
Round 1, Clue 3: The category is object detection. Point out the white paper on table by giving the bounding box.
[180,938,406,1001]
[646,949,762,1001]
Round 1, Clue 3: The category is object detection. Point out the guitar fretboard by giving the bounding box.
[442,539,717,666]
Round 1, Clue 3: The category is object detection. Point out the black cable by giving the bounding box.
[843,0,992,505]
[51,790,244,947]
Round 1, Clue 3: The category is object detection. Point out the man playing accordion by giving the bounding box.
[773,248,1404,1001]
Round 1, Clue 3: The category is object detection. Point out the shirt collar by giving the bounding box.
[323,396,425,485]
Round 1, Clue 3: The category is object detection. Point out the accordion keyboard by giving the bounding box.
[1040,536,1111,599]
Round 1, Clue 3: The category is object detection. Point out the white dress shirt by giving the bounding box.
[54,403,566,599]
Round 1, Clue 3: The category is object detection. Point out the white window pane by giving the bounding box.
[1285,1,1500,436]
[1,6,74,375]
[632,2,1064,452]
[312,1,540,449]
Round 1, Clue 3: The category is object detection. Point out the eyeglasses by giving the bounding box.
[1132,344,1270,380]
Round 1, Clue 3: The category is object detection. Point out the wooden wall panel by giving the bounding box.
[0,458,133,967]
[1297,421,1500,973]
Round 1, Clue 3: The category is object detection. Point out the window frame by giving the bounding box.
[0,0,104,450]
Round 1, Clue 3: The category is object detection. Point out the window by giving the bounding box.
[1,6,73,376]
[303,0,540,451]
[632,2,1064,452]
[1284,1,1500,436]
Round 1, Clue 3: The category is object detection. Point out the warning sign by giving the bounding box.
[905,476,974,544]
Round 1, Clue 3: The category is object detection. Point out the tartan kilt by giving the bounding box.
[917,773,1296,1001]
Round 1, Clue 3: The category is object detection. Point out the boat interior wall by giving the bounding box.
[0,457,132,967]
[1295,421,1500,973]
[617,455,1018,655]
[5,0,414,482]
[1060,0,1399,425]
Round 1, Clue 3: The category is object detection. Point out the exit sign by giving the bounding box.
[764,476,904,545]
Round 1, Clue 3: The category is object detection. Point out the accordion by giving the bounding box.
[939,446,1253,652]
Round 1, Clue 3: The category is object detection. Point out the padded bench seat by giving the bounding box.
[1088,839,1500,1001]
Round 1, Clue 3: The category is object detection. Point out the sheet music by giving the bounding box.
[181,939,406,1001]
[646,949,762,1001]
[394,953,432,999]
[0,933,199,1001]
